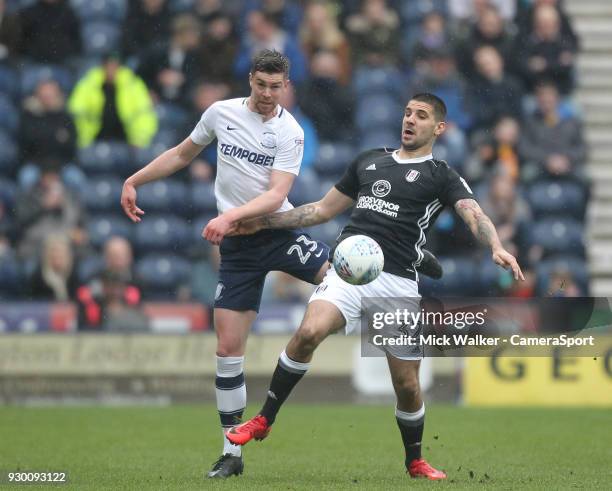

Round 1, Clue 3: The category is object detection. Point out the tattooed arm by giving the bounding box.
[231,187,355,235]
[454,198,525,281]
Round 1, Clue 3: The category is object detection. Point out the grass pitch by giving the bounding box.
[1,404,610,490]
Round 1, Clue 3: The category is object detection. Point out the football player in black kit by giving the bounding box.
[225,93,524,480]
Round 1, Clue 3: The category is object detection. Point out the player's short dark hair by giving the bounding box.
[250,49,290,78]
[410,93,447,122]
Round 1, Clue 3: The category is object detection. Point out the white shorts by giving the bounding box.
[309,267,420,333]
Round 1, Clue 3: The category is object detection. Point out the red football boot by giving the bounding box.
[225,415,271,446]
[408,458,447,480]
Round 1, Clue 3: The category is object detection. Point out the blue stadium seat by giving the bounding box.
[0,130,18,174]
[82,21,121,56]
[87,214,132,248]
[356,94,401,132]
[133,214,190,253]
[354,66,405,98]
[313,142,355,177]
[477,259,514,295]
[78,141,131,175]
[82,175,123,212]
[528,180,586,220]
[424,256,478,296]
[288,169,323,206]
[156,103,190,131]
[535,255,589,295]
[135,253,191,297]
[71,0,126,23]
[138,179,190,216]
[130,143,171,174]
[0,178,17,209]
[529,218,585,257]
[191,182,217,214]
[0,65,19,100]
[77,255,105,283]
[0,252,22,297]
[153,128,180,148]
[168,0,196,14]
[0,96,18,135]
[357,129,399,153]
[20,64,73,96]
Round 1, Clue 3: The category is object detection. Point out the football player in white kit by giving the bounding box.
[121,50,443,479]
[121,50,330,478]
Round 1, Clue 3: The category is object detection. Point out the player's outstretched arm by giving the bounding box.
[232,187,355,236]
[121,137,203,222]
[454,198,525,281]
[203,169,296,244]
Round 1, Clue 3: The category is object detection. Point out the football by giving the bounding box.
[333,235,384,285]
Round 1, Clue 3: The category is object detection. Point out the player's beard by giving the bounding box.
[401,129,435,152]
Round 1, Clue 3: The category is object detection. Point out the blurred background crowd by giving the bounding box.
[0,0,590,329]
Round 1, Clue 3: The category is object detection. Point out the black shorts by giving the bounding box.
[214,229,330,312]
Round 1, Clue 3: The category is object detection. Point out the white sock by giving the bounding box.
[216,355,246,457]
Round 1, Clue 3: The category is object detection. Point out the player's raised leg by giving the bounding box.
[207,308,255,478]
[226,300,345,445]
[386,354,446,480]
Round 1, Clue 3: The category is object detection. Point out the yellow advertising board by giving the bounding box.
[464,347,612,406]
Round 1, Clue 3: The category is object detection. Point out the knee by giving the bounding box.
[295,322,328,350]
[394,375,420,402]
[216,338,244,357]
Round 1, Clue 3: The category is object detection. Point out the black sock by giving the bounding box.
[395,405,425,467]
[260,350,310,425]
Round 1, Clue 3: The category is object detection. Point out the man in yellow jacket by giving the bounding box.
[68,53,158,148]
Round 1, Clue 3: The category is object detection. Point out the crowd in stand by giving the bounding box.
[0,0,590,327]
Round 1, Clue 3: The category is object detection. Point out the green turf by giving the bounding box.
[0,404,610,490]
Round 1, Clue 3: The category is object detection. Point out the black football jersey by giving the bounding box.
[334,148,475,280]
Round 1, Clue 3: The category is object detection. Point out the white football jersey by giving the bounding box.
[190,97,304,213]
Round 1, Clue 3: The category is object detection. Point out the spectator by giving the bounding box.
[77,270,148,331]
[466,116,522,182]
[345,0,401,67]
[18,0,81,64]
[518,81,587,180]
[68,53,158,148]
[102,236,135,281]
[0,0,21,65]
[410,12,449,66]
[194,0,227,24]
[15,171,86,259]
[27,232,78,301]
[18,80,80,189]
[449,0,516,26]
[138,14,203,107]
[467,45,523,132]
[298,50,354,141]
[546,267,582,297]
[515,0,578,51]
[410,47,472,132]
[516,4,577,94]
[455,4,516,78]
[241,0,303,34]
[479,172,531,256]
[121,0,171,59]
[185,80,232,181]
[234,10,307,85]
[300,0,351,85]
[279,83,318,171]
[197,13,239,86]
